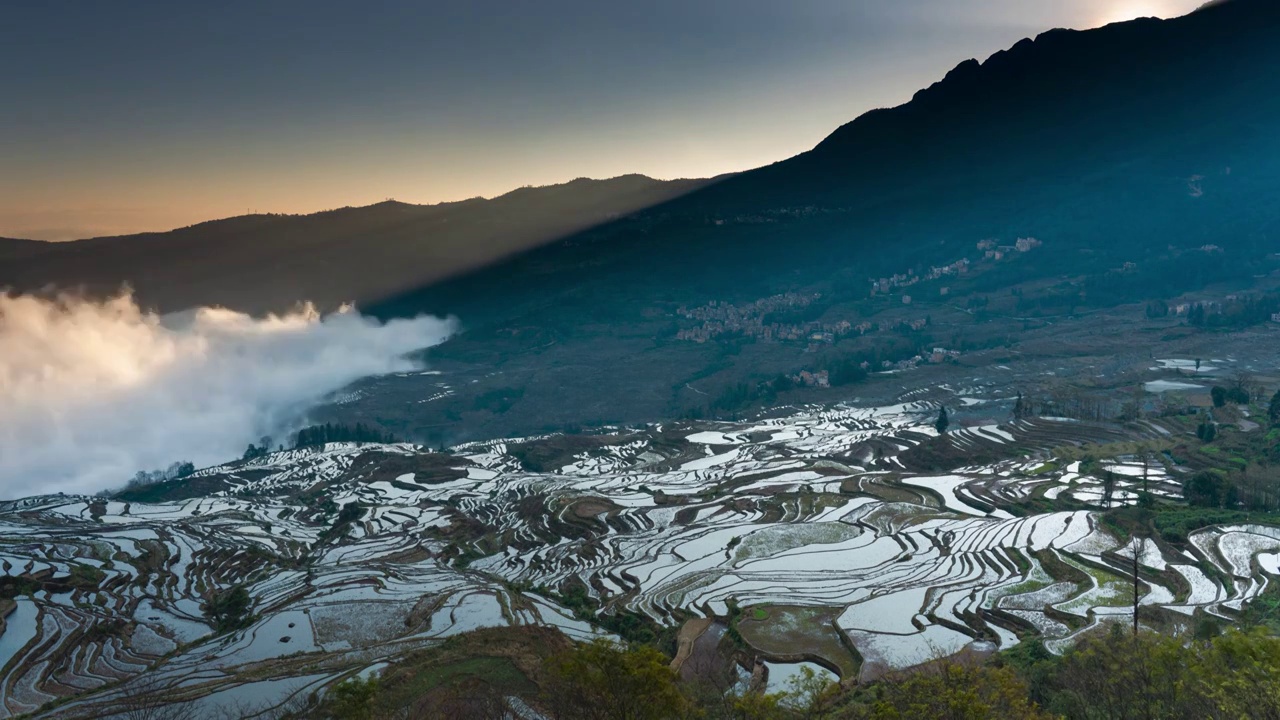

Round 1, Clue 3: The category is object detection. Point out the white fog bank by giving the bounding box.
[0,292,455,498]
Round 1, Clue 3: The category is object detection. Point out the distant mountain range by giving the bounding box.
[4,0,1278,328]
[0,238,51,261]
[0,175,713,312]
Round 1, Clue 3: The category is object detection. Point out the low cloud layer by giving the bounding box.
[0,292,455,499]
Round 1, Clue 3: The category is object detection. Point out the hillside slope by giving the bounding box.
[0,174,712,312]
[325,0,1280,444]
[376,0,1280,328]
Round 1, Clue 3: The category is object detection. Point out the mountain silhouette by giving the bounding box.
[372,0,1280,327]
[0,238,51,261]
[0,175,712,312]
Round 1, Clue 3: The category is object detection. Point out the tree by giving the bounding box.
[773,373,795,393]
[1045,629,1280,720]
[828,358,869,387]
[125,460,198,489]
[936,407,950,434]
[294,422,399,449]
[542,639,689,720]
[1211,386,1227,408]
[1131,536,1143,636]
[1013,392,1027,420]
[1185,471,1232,508]
[1101,471,1116,509]
[863,663,1052,720]
[204,584,252,633]
[330,677,378,720]
[1188,304,1207,325]
[1052,628,1196,719]
[782,664,840,717]
[1195,629,1280,719]
[1269,390,1280,427]
[723,690,791,720]
[1197,419,1217,442]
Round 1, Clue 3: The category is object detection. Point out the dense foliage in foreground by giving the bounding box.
[318,626,1280,720]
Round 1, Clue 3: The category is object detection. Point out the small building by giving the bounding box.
[797,370,830,388]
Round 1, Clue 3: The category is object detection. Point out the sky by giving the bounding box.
[1,0,1204,241]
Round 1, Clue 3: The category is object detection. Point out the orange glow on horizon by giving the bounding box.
[1091,0,1182,27]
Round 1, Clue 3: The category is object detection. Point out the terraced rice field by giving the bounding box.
[0,400,1277,715]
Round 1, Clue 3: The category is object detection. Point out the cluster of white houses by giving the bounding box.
[871,237,1043,296]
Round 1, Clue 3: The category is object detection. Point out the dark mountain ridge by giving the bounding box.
[0,237,51,261]
[373,0,1280,329]
[0,174,713,312]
